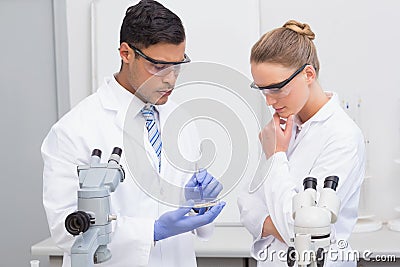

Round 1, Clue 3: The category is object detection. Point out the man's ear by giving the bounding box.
[119,42,134,63]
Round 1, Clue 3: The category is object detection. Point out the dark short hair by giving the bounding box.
[120,0,185,49]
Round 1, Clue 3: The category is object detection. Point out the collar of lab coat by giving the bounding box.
[107,75,144,113]
[97,75,139,130]
[98,75,172,130]
[294,91,339,130]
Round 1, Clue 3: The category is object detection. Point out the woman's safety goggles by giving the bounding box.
[128,43,191,77]
[250,64,309,98]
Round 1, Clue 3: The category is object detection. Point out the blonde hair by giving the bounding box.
[250,20,320,75]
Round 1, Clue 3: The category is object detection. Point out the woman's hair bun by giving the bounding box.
[283,20,315,40]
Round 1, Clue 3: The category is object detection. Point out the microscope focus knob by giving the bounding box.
[108,214,117,222]
[316,248,325,267]
[287,246,296,266]
[65,211,92,236]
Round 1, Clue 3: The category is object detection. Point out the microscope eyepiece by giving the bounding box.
[91,149,102,158]
[303,177,317,190]
[108,147,123,164]
[90,149,103,165]
[112,147,122,157]
[65,211,92,236]
[324,176,339,191]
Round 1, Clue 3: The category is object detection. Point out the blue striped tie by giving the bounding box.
[141,105,162,171]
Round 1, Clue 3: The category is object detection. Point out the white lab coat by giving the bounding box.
[42,75,213,267]
[238,92,366,267]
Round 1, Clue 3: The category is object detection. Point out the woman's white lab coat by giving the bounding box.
[238,92,366,267]
[42,76,212,267]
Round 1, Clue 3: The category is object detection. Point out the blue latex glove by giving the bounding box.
[184,169,223,202]
[154,200,226,241]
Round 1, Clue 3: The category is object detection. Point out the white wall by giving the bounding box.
[64,0,400,224]
[65,0,93,106]
[0,1,58,266]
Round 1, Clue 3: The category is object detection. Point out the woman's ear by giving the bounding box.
[119,42,134,64]
[304,65,316,84]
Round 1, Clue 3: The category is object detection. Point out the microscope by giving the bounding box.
[287,176,341,267]
[65,147,125,267]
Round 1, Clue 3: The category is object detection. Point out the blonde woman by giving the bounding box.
[238,20,365,266]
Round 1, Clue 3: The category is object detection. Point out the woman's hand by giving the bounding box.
[259,113,294,159]
[262,215,284,243]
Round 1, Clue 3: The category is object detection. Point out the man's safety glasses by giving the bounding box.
[128,43,191,77]
[250,64,309,98]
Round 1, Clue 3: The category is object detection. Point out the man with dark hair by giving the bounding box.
[42,1,225,266]
[117,0,188,105]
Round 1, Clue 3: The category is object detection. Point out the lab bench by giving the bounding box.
[31,225,400,267]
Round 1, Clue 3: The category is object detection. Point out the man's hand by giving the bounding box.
[185,169,223,202]
[154,200,226,241]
